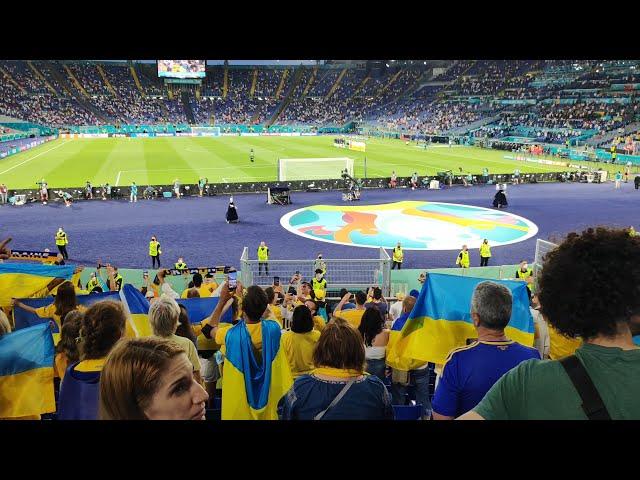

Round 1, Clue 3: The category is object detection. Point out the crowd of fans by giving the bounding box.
[1,226,639,420]
[0,60,639,138]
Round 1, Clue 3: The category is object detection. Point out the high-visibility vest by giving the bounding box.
[392,247,403,263]
[175,262,187,269]
[480,243,491,258]
[149,241,161,256]
[456,250,470,268]
[56,231,68,246]
[516,268,533,290]
[113,274,123,291]
[311,277,327,300]
[87,277,100,293]
[257,246,269,261]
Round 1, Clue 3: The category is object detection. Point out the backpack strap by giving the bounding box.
[559,355,611,420]
[314,379,356,420]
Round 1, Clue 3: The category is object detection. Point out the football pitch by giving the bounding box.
[0,135,627,189]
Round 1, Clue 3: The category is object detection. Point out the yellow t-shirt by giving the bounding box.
[265,305,283,328]
[166,334,201,372]
[74,357,107,372]
[280,330,320,377]
[548,325,583,360]
[334,308,365,329]
[54,352,70,380]
[313,315,326,333]
[215,322,263,355]
[34,304,86,346]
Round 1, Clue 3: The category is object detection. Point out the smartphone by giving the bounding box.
[287,286,297,295]
[273,276,280,285]
[228,270,238,290]
[143,271,149,278]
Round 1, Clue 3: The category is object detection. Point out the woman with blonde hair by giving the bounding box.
[99,337,208,420]
[149,295,202,384]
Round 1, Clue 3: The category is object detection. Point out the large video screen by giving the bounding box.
[158,60,206,79]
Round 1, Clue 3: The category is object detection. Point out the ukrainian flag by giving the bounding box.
[0,323,55,418]
[13,291,120,333]
[176,297,234,325]
[0,263,74,309]
[119,284,152,337]
[222,320,293,420]
[387,273,535,368]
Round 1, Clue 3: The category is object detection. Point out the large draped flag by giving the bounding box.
[0,323,55,418]
[0,263,74,309]
[387,273,535,368]
[176,297,233,324]
[222,320,293,420]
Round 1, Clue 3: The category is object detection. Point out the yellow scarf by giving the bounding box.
[312,367,364,378]
[75,357,107,372]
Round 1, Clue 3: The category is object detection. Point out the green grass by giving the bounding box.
[0,135,632,189]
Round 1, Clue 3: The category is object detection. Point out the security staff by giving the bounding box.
[257,241,269,276]
[611,143,617,164]
[149,236,161,269]
[392,242,403,270]
[479,239,491,267]
[515,260,534,298]
[175,257,188,270]
[111,266,124,291]
[311,268,327,307]
[456,245,470,268]
[55,227,69,260]
[313,253,327,275]
[86,272,101,293]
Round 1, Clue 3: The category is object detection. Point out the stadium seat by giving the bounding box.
[392,404,423,421]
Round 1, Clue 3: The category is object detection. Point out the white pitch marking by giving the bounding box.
[115,170,122,186]
[0,140,69,175]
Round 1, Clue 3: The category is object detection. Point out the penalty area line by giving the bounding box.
[115,171,122,186]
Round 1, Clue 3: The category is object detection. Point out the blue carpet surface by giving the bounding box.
[2,182,638,270]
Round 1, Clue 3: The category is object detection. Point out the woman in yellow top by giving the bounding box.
[12,281,86,343]
[265,287,284,328]
[148,295,202,385]
[305,299,326,332]
[281,305,321,377]
[53,311,82,381]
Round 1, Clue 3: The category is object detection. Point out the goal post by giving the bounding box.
[277,157,355,181]
[190,126,221,137]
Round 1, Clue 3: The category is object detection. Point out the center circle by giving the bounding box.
[280,201,538,250]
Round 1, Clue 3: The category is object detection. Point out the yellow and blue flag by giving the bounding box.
[119,284,153,338]
[222,320,293,420]
[387,273,535,368]
[0,323,55,418]
[0,263,74,309]
[13,291,120,333]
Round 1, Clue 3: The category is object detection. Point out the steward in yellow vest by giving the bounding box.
[456,246,470,268]
[149,236,161,269]
[257,242,269,276]
[392,242,403,270]
[55,227,69,260]
[479,239,491,267]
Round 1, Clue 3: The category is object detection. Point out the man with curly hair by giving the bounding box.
[459,227,640,420]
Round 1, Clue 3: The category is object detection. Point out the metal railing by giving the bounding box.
[240,247,391,296]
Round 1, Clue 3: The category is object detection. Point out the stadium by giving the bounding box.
[1,58,639,422]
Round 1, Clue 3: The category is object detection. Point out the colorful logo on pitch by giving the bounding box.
[280,201,538,250]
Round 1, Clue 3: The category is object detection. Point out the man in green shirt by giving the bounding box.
[459,227,640,420]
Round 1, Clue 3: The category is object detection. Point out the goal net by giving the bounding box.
[278,157,354,181]
[190,126,221,137]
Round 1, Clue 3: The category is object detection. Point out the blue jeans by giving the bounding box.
[366,358,386,382]
[391,365,433,418]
